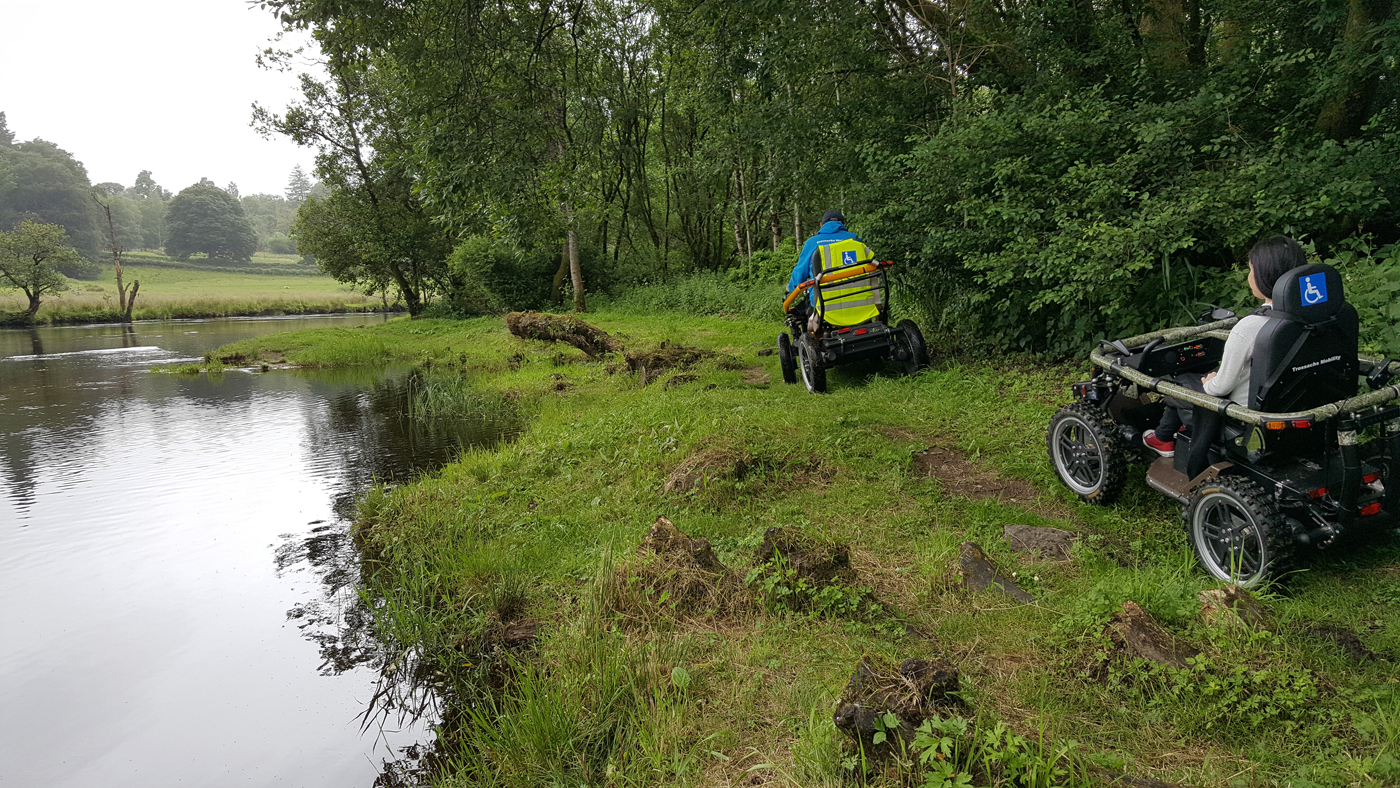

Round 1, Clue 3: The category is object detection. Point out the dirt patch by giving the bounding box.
[1305,625,1384,661]
[740,367,770,385]
[505,311,621,358]
[914,445,1040,502]
[1003,524,1076,562]
[661,447,750,494]
[601,516,750,626]
[663,374,697,391]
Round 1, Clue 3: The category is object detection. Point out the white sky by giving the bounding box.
[1,0,319,198]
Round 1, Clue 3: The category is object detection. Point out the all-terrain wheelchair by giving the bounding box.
[1047,263,1400,586]
[776,238,928,393]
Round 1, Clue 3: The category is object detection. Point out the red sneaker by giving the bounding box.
[1143,432,1175,457]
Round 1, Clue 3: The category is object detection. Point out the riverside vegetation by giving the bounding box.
[194,309,1400,787]
[1,256,382,325]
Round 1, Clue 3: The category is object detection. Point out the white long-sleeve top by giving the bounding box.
[1202,305,1272,405]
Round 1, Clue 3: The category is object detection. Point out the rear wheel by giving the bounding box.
[1047,401,1128,505]
[896,319,928,376]
[1188,477,1292,588]
[798,335,827,393]
[777,333,797,385]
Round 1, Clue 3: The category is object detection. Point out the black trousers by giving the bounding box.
[1154,372,1208,440]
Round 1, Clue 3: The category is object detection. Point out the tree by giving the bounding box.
[0,112,13,147]
[256,60,453,315]
[95,198,140,320]
[286,165,313,202]
[226,181,240,199]
[131,170,170,201]
[165,183,258,262]
[0,136,104,259]
[0,220,74,317]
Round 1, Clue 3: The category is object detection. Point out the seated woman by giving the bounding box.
[1143,235,1305,457]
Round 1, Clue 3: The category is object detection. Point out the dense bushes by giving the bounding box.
[869,88,1400,355]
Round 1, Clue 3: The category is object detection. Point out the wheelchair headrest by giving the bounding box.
[1270,263,1344,323]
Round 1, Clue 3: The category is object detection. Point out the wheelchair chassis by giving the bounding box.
[1049,316,1400,586]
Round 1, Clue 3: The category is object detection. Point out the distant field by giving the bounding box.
[1,265,384,324]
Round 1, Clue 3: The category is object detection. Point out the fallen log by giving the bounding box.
[504,311,621,358]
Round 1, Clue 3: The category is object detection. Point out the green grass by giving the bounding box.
[206,310,1400,787]
[2,264,383,324]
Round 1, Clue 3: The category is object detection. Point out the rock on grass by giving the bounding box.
[959,542,1034,603]
[1106,601,1198,669]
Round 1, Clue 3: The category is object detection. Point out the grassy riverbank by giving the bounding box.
[203,313,1399,787]
[1,264,383,325]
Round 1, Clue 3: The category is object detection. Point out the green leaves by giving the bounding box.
[165,184,258,263]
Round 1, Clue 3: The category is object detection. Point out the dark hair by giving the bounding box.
[821,209,846,225]
[1248,235,1305,296]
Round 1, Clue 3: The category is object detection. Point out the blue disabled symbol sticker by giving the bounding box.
[1300,272,1328,306]
[841,250,858,266]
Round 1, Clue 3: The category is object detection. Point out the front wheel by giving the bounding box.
[1187,477,1292,588]
[896,319,928,376]
[798,335,827,393]
[1047,401,1128,505]
[777,333,797,385]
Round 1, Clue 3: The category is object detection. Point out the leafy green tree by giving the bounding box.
[136,197,167,249]
[0,220,74,317]
[130,170,170,201]
[0,112,13,147]
[290,174,453,316]
[256,59,453,315]
[165,183,258,262]
[0,137,104,259]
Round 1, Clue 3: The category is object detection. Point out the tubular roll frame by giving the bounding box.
[1088,318,1400,427]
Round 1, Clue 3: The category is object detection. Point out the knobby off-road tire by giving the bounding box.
[896,319,929,376]
[1047,400,1129,506]
[798,335,827,393]
[777,333,797,385]
[1187,476,1293,588]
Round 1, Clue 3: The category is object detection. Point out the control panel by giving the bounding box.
[1125,336,1226,376]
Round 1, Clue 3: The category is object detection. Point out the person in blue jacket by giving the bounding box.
[785,210,862,304]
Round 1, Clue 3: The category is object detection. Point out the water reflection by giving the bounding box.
[0,314,508,788]
[271,371,516,784]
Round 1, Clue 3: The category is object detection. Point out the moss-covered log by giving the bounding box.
[504,310,621,358]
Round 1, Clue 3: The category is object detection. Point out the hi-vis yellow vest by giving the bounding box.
[814,238,881,326]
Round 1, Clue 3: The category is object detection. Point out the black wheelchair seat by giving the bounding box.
[1249,263,1359,413]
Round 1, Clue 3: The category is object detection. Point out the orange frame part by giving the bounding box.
[782,260,893,314]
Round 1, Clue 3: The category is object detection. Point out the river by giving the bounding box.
[0,315,487,787]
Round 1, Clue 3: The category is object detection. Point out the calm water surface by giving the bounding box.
[0,315,485,787]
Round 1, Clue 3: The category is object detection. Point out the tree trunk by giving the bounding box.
[551,242,569,306]
[793,196,802,247]
[770,195,780,252]
[124,281,140,321]
[567,210,585,313]
[1140,0,1190,71]
[1316,0,1395,141]
[738,164,752,261]
[26,290,41,318]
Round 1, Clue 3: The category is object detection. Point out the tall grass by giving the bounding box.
[406,369,523,436]
[605,271,781,321]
